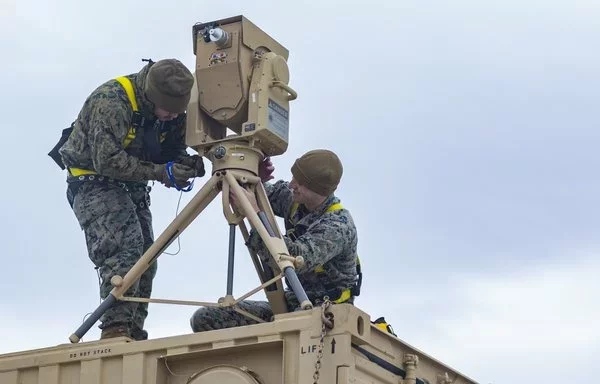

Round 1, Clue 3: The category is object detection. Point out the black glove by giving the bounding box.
[156,163,196,188]
[178,155,206,177]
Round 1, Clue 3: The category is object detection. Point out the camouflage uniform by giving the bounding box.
[60,62,192,339]
[190,180,358,332]
[59,64,189,181]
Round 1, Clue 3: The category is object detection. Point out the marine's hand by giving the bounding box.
[171,163,196,181]
[229,187,260,213]
[156,163,196,188]
[259,157,274,182]
[178,155,206,177]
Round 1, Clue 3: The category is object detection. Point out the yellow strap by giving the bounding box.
[290,202,299,218]
[69,168,97,177]
[317,203,359,303]
[326,202,344,213]
[115,76,138,112]
[68,77,138,177]
[374,322,390,333]
[115,76,138,148]
[315,256,360,274]
[290,201,344,219]
[122,127,136,148]
[285,201,358,303]
[333,288,352,304]
[290,202,347,274]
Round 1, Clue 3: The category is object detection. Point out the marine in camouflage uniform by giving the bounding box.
[191,150,359,332]
[58,59,206,340]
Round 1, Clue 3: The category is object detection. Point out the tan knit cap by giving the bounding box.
[145,59,194,114]
[290,149,343,196]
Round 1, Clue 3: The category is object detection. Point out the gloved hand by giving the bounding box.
[259,157,275,182]
[177,155,206,177]
[156,163,196,188]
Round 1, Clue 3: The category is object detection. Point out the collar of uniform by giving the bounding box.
[311,194,339,217]
[132,63,159,121]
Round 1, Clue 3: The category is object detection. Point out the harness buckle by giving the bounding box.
[131,112,146,128]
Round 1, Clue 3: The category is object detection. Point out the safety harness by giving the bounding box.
[285,201,363,304]
[68,76,165,177]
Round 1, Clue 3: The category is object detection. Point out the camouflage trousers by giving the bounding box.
[190,288,356,332]
[69,180,156,338]
[190,291,307,332]
[190,300,275,332]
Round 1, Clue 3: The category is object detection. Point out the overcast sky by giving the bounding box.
[1,0,599,383]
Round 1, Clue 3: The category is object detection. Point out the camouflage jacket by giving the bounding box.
[247,180,358,303]
[59,63,189,183]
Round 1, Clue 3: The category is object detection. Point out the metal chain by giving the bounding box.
[313,297,334,384]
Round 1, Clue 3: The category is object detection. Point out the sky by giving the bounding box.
[1,0,599,382]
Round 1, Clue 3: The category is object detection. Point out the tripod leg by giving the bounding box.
[238,219,288,313]
[255,181,282,238]
[254,183,312,310]
[226,224,235,296]
[225,172,312,312]
[283,267,311,309]
[238,221,267,282]
[69,174,221,343]
[222,173,288,313]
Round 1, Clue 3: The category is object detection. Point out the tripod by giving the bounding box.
[69,140,312,343]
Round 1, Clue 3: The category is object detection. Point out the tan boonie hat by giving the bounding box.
[291,149,343,196]
[145,59,194,114]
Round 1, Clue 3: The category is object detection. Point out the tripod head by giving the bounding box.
[186,15,297,175]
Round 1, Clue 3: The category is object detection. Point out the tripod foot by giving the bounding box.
[300,300,313,310]
[69,334,80,343]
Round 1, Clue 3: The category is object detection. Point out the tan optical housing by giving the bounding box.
[186,15,297,158]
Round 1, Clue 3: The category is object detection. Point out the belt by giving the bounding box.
[68,174,150,193]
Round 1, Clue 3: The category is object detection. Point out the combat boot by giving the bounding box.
[130,327,148,341]
[100,325,130,339]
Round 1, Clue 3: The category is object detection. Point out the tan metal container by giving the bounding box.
[0,305,478,384]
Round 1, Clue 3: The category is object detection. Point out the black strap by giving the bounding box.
[69,174,131,192]
[351,343,406,377]
[143,120,163,163]
[351,344,426,384]
[131,112,146,128]
[352,261,362,296]
[48,125,74,170]
[68,174,150,192]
